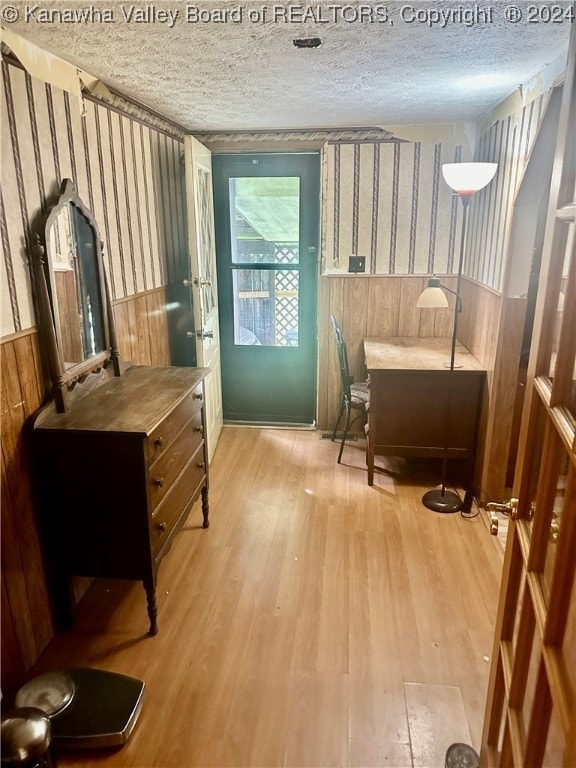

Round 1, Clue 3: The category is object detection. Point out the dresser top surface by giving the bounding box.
[34,365,209,435]
[364,337,485,372]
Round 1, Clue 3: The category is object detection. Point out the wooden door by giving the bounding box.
[480,20,576,768]
[184,136,223,462]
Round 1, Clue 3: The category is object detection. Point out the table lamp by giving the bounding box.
[416,161,497,513]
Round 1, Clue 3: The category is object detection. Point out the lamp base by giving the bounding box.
[422,488,463,513]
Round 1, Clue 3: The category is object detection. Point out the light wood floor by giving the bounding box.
[29,428,504,768]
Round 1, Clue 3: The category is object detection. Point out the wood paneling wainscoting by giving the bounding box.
[112,286,172,368]
[0,286,171,695]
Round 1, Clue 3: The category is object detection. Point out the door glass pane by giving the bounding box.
[232,269,299,347]
[229,177,300,264]
[541,460,572,604]
[525,397,548,536]
[197,165,217,315]
[521,619,541,741]
[548,221,574,385]
[490,657,507,761]
[512,565,527,655]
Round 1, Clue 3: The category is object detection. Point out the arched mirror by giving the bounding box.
[32,179,120,411]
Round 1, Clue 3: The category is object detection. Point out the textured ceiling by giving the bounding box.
[6,1,572,131]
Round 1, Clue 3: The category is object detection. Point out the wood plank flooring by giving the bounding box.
[25,428,504,768]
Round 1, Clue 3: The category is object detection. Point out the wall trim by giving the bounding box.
[1,53,186,142]
[112,285,167,305]
[461,274,503,298]
[1,326,38,344]
[195,126,399,146]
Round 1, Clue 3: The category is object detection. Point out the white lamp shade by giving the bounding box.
[416,286,449,309]
[442,162,498,194]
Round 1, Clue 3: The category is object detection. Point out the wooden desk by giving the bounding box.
[364,337,486,509]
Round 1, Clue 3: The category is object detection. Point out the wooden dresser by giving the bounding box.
[32,365,210,634]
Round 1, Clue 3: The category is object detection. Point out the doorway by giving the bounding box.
[212,153,320,424]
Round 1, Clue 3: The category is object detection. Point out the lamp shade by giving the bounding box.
[416,286,449,309]
[442,162,497,195]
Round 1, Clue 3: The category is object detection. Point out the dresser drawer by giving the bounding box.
[148,420,204,512]
[150,444,207,555]
[146,387,203,465]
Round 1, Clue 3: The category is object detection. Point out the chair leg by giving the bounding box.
[337,401,351,464]
[332,398,345,442]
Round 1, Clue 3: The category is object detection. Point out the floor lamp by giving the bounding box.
[416,162,498,513]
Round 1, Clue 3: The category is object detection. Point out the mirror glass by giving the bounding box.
[48,202,105,369]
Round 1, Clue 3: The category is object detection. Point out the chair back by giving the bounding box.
[330,315,354,401]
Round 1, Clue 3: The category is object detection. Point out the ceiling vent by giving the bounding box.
[293,38,322,49]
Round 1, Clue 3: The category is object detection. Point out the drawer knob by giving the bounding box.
[193,392,203,401]
[194,425,204,433]
[158,521,167,532]
[154,437,164,447]
[153,477,165,488]
[197,461,205,469]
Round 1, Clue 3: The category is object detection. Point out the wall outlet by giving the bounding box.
[348,255,366,273]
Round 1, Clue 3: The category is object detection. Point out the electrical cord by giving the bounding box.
[460,496,480,520]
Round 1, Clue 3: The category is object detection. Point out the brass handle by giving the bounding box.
[154,437,164,447]
[153,477,165,488]
[183,279,193,287]
[197,461,205,469]
[487,498,519,520]
[194,277,212,287]
[550,521,560,543]
[158,521,167,532]
[489,511,499,536]
[193,392,203,401]
[194,425,204,433]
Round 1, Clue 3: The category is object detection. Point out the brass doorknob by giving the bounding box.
[487,498,519,520]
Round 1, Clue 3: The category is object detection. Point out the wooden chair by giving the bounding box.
[330,315,370,463]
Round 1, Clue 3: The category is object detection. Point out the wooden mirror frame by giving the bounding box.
[31,179,120,412]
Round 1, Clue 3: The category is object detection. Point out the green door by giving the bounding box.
[213,153,320,424]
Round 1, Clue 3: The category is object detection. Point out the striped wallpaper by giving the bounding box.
[323,92,550,292]
[323,139,468,276]
[1,56,188,337]
[467,92,548,291]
